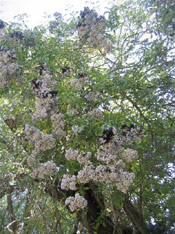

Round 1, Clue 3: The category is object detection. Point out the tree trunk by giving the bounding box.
[123,198,149,234]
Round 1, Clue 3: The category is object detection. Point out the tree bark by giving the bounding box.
[123,198,149,234]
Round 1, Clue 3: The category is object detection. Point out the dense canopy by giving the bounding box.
[0,0,175,233]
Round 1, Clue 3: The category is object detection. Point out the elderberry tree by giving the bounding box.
[0,1,175,233]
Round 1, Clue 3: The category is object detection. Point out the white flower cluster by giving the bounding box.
[115,171,135,194]
[77,7,113,52]
[65,149,91,165]
[77,152,91,165]
[77,165,95,183]
[42,70,57,88]
[65,193,87,212]
[114,126,145,145]
[23,70,64,180]
[97,143,118,164]
[120,148,138,163]
[0,50,19,88]
[60,124,142,211]
[27,153,36,167]
[98,132,124,165]
[95,165,118,182]
[32,78,58,122]
[96,126,144,193]
[23,124,56,153]
[23,124,56,167]
[51,113,66,139]
[61,174,77,190]
[65,149,79,161]
[33,96,58,122]
[30,161,58,180]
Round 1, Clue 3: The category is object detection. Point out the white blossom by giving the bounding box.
[23,124,56,154]
[120,148,138,163]
[95,165,119,182]
[51,113,66,139]
[61,174,77,190]
[0,50,18,88]
[65,149,79,161]
[77,7,113,52]
[77,152,91,165]
[42,70,57,88]
[116,171,135,194]
[77,165,95,183]
[30,161,57,180]
[32,78,58,122]
[33,96,58,122]
[65,193,87,212]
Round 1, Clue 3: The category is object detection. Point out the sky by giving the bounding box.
[0,0,114,28]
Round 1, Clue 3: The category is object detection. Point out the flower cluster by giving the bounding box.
[77,7,113,52]
[65,149,91,165]
[61,174,77,190]
[97,142,119,164]
[42,69,57,88]
[0,50,19,88]
[23,124,56,154]
[51,113,66,139]
[119,125,145,145]
[23,74,61,179]
[95,165,118,182]
[62,125,142,197]
[32,78,58,122]
[65,193,87,212]
[33,96,58,122]
[120,148,138,163]
[77,165,95,183]
[77,152,91,165]
[30,161,58,180]
[65,149,79,161]
[115,171,135,194]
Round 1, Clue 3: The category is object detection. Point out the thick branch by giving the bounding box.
[123,198,149,234]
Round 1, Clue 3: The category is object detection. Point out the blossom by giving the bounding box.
[65,149,79,161]
[61,174,77,190]
[65,193,87,212]
[30,161,57,180]
[120,148,138,163]
[77,165,95,183]
[116,171,135,194]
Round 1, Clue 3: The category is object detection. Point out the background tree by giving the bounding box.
[0,0,175,233]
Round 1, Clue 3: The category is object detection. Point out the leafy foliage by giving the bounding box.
[0,1,175,233]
